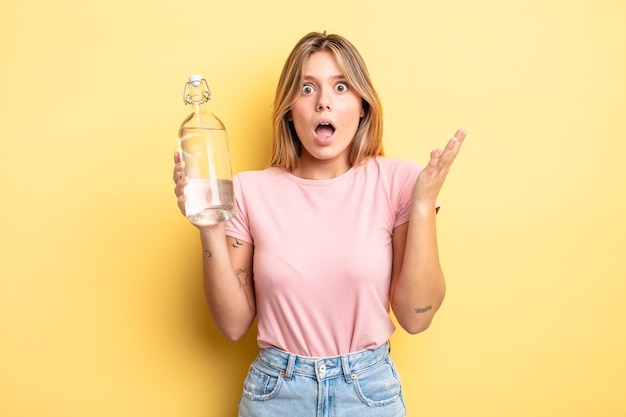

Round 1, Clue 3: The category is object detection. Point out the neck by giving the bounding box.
[292,156,351,180]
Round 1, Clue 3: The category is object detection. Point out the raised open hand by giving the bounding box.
[412,129,466,211]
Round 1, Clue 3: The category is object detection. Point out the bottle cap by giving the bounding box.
[189,74,203,87]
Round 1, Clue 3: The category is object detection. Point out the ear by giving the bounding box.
[360,107,365,118]
[287,110,293,121]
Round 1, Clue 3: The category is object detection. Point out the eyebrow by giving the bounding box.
[303,74,346,82]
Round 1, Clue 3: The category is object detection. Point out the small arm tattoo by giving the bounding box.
[415,306,432,314]
[230,238,244,249]
[235,268,250,289]
[204,249,212,258]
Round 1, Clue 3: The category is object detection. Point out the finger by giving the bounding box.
[177,194,187,215]
[448,128,467,150]
[445,129,467,155]
[425,147,442,169]
[172,159,186,183]
[174,176,188,197]
[454,128,467,142]
[427,140,456,170]
[439,129,467,164]
[173,151,181,164]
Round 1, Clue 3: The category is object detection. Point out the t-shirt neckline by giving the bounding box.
[280,165,358,186]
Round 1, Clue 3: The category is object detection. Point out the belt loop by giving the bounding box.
[283,353,296,380]
[341,355,352,383]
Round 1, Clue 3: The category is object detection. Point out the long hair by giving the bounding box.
[270,32,384,171]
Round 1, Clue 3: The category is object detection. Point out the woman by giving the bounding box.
[173,31,466,417]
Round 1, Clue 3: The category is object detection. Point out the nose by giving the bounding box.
[316,90,332,111]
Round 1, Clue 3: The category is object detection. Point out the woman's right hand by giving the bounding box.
[173,151,188,216]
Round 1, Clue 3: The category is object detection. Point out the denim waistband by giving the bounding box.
[257,341,390,383]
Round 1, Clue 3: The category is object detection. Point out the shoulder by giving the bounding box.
[232,167,295,204]
[363,156,423,178]
[234,167,287,185]
[363,157,423,200]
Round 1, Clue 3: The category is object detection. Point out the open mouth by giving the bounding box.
[315,121,335,140]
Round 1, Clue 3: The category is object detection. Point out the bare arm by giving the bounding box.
[199,227,256,340]
[390,129,466,334]
[390,208,444,334]
[173,152,256,341]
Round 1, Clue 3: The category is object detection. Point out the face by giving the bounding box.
[290,51,364,172]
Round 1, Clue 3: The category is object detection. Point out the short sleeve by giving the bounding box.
[224,174,254,244]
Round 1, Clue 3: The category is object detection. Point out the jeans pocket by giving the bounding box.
[352,358,403,407]
[242,362,284,401]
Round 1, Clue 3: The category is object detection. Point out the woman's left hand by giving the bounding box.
[412,129,467,211]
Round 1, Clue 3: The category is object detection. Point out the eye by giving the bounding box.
[301,84,315,95]
[334,82,349,93]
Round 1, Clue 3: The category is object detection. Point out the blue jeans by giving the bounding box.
[238,341,406,417]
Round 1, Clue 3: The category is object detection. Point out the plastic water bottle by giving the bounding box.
[178,75,236,226]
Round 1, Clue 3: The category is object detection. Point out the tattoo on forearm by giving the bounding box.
[415,306,432,314]
[235,268,250,289]
[230,238,244,249]
[204,249,212,258]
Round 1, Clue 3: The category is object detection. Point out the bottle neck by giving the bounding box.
[189,92,209,105]
[181,78,225,130]
[187,91,210,118]
[184,82,210,107]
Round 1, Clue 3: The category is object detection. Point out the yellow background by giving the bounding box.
[1,0,624,416]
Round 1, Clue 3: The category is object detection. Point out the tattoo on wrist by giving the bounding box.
[235,268,250,289]
[230,238,244,249]
[204,249,212,258]
[415,305,432,314]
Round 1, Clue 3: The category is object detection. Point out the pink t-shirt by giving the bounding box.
[225,156,423,357]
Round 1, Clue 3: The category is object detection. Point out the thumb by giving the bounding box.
[430,147,443,162]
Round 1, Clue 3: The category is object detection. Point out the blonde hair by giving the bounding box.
[270,32,384,171]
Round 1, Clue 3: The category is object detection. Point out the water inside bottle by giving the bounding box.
[179,128,232,179]
[179,127,236,226]
[184,178,235,226]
